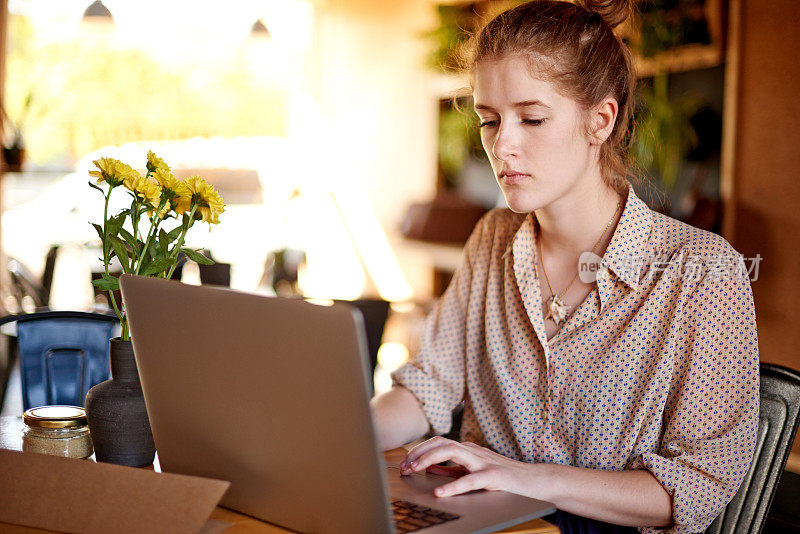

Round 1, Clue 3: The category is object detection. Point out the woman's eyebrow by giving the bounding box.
[474,100,551,111]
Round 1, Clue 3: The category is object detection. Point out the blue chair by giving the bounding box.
[0,311,119,410]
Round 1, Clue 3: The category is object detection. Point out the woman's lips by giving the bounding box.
[499,172,530,185]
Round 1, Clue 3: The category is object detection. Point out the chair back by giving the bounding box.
[8,311,119,410]
[8,258,47,310]
[40,245,60,305]
[706,363,800,533]
[334,298,390,396]
[199,262,231,287]
[6,246,60,310]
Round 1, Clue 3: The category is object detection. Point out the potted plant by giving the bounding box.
[84,151,225,466]
[631,72,705,192]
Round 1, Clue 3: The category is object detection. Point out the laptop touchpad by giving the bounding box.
[386,466,482,496]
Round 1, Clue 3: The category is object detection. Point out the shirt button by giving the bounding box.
[597,265,610,281]
[541,407,548,419]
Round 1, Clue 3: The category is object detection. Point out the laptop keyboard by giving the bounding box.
[392,499,460,532]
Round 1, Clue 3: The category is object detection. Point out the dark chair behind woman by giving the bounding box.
[705,363,800,533]
[334,298,390,397]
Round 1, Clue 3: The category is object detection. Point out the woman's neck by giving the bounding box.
[534,181,625,259]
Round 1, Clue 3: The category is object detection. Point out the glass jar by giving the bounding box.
[22,405,94,459]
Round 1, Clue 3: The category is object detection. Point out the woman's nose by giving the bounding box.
[491,124,518,161]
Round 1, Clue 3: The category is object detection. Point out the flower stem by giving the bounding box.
[134,200,167,276]
[102,188,125,336]
[165,206,197,279]
[132,198,140,246]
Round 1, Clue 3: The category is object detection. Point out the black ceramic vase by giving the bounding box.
[85,338,155,467]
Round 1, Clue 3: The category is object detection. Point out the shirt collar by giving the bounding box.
[601,184,654,289]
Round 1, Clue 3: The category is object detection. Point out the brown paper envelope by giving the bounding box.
[0,449,230,534]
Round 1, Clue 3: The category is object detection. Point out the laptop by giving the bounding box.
[120,275,556,533]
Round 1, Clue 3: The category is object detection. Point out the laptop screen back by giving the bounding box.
[120,275,394,533]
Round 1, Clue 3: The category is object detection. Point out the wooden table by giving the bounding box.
[0,416,557,533]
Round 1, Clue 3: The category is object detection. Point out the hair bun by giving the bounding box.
[580,0,631,29]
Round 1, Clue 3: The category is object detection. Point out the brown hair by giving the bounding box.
[459,0,637,193]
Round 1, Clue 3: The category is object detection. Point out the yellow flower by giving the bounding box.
[153,168,192,215]
[149,202,170,219]
[146,150,171,174]
[120,164,143,192]
[185,175,225,225]
[131,175,162,208]
[89,157,139,189]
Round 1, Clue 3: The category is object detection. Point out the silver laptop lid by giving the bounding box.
[120,275,394,533]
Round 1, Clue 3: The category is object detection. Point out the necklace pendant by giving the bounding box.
[546,294,569,325]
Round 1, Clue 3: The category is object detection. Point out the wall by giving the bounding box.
[309,0,441,298]
[723,0,800,452]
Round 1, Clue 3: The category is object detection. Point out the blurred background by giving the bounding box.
[0,0,798,523]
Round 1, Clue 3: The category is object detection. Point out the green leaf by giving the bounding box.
[140,258,173,277]
[119,228,137,251]
[109,236,130,273]
[88,181,104,194]
[158,229,169,255]
[107,213,126,236]
[90,222,104,242]
[138,254,152,275]
[166,225,183,244]
[91,273,119,291]
[181,248,214,265]
[148,239,158,261]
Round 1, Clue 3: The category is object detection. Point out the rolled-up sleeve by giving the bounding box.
[634,260,760,533]
[390,219,488,435]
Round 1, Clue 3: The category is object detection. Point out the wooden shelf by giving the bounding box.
[634,44,724,78]
[428,44,724,96]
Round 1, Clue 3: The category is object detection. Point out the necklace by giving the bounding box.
[539,201,622,326]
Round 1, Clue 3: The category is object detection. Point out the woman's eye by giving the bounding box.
[477,118,545,128]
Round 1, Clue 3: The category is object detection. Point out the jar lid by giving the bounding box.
[23,406,88,429]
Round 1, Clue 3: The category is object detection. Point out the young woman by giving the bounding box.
[371,1,759,532]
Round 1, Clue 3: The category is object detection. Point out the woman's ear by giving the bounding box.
[589,96,618,145]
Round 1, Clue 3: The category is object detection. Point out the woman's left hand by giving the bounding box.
[399,436,546,498]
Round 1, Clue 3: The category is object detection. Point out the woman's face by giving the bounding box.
[473,55,598,213]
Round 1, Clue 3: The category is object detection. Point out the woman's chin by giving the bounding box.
[501,191,539,214]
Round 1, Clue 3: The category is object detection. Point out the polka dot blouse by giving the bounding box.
[392,185,759,533]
